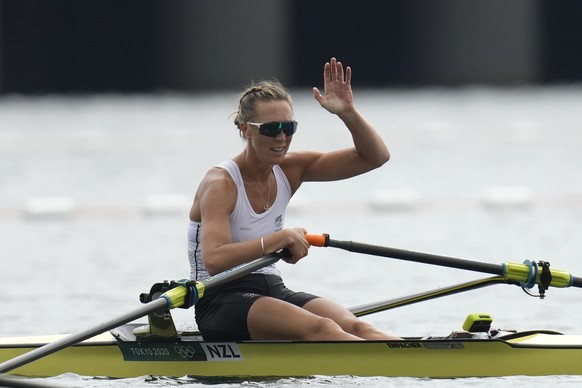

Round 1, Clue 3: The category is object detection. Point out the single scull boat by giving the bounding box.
[1,234,581,379]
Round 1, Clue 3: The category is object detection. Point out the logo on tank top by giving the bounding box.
[274,214,283,229]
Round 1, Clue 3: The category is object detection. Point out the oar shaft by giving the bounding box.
[0,252,285,375]
[306,233,581,289]
[572,276,582,288]
[350,276,509,317]
[328,237,503,276]
[203,253,282,289]
[0,298,168,374]
[162,253,284,307]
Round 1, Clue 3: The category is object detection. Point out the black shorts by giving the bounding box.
[194,273,320,341]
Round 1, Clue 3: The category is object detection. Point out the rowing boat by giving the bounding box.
[2,234,582,379]
[2,321,582,378]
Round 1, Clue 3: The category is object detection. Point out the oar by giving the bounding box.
[305,233,582,289]
[349,276,509,317]
[0,252,285,374]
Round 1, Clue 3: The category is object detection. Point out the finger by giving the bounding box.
[323,62,331,84]
[330,57,338,81]
[337,61,345,82]
[345,66,352,85]
[313,87,322,100]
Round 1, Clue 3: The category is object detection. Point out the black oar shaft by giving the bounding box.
[329,239,504,276]
[202,253,281,289]
[572,276,582,288]
[0,252,285,375]
[0,298,168,374]
[306,233,581,289]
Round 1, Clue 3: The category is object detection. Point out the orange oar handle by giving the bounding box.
[305,233,329,247]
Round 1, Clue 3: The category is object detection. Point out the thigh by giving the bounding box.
[195,292,263,341]
[280,288,320,308]
[301,297,359,329]
[247,296,334,340]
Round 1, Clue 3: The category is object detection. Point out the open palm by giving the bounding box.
[313,57,354,115]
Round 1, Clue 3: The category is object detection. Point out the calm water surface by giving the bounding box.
[1,87,582,387]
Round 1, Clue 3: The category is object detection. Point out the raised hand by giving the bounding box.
[313,57,354,115]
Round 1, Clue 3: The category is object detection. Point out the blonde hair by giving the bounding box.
[233,80,293,136]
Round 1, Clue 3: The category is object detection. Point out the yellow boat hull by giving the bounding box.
[2,329,582,378]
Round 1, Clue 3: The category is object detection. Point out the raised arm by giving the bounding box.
[297,57,390,182]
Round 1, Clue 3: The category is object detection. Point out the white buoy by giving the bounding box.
[25,196,75,218]
[482,187,534,209]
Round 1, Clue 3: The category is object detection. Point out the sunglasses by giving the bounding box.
[247,121,298,137]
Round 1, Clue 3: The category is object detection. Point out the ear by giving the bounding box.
[240,122,252,139]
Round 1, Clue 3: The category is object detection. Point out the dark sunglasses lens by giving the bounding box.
[259,122,297,137]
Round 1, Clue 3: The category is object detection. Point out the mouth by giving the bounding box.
[271,146,285,153]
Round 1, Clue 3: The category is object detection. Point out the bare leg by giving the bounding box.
[247,296,363,341]
[302,298,402,340]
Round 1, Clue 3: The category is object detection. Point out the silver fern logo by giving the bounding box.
[274,214,283,229]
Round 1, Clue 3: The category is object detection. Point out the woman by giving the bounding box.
[188,57,399,341]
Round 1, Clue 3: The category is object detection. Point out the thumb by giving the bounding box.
[313,87,323,102]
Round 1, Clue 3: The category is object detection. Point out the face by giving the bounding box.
[243,100,295,163]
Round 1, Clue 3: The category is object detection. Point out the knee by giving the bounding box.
[304,317,345,340]
[344,319,377,337]
[342,319,399,340]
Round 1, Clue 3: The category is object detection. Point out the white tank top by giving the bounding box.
[188,160,292,280]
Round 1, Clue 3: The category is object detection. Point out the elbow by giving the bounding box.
[372,148,390,169]
[202,252,225,276]
[204,262,222,277]
[381,149,391,165]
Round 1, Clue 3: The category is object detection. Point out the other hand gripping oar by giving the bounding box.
[0,252,285,374]
[305,233,582,290]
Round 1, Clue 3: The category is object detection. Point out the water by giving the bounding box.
[1,87,582,387]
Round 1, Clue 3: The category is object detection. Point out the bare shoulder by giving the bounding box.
[281,150,323,190]
[283,150,322,165]
[202,166,234,186]
[198,167,237,201]
[190,167,237,221]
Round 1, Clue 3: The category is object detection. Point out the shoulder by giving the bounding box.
[191,166,237,221]
[191,166,238,221]
[194,167,238,214]
[199,166,237,196]
[280,150,324,190]
[282,150,322,166]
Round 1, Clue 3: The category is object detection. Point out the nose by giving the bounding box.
[275,130,288,140]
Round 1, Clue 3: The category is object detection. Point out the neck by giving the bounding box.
[239,152,272,180]
[239,154,273,211]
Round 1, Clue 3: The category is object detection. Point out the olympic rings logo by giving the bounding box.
[174,345,197,359]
